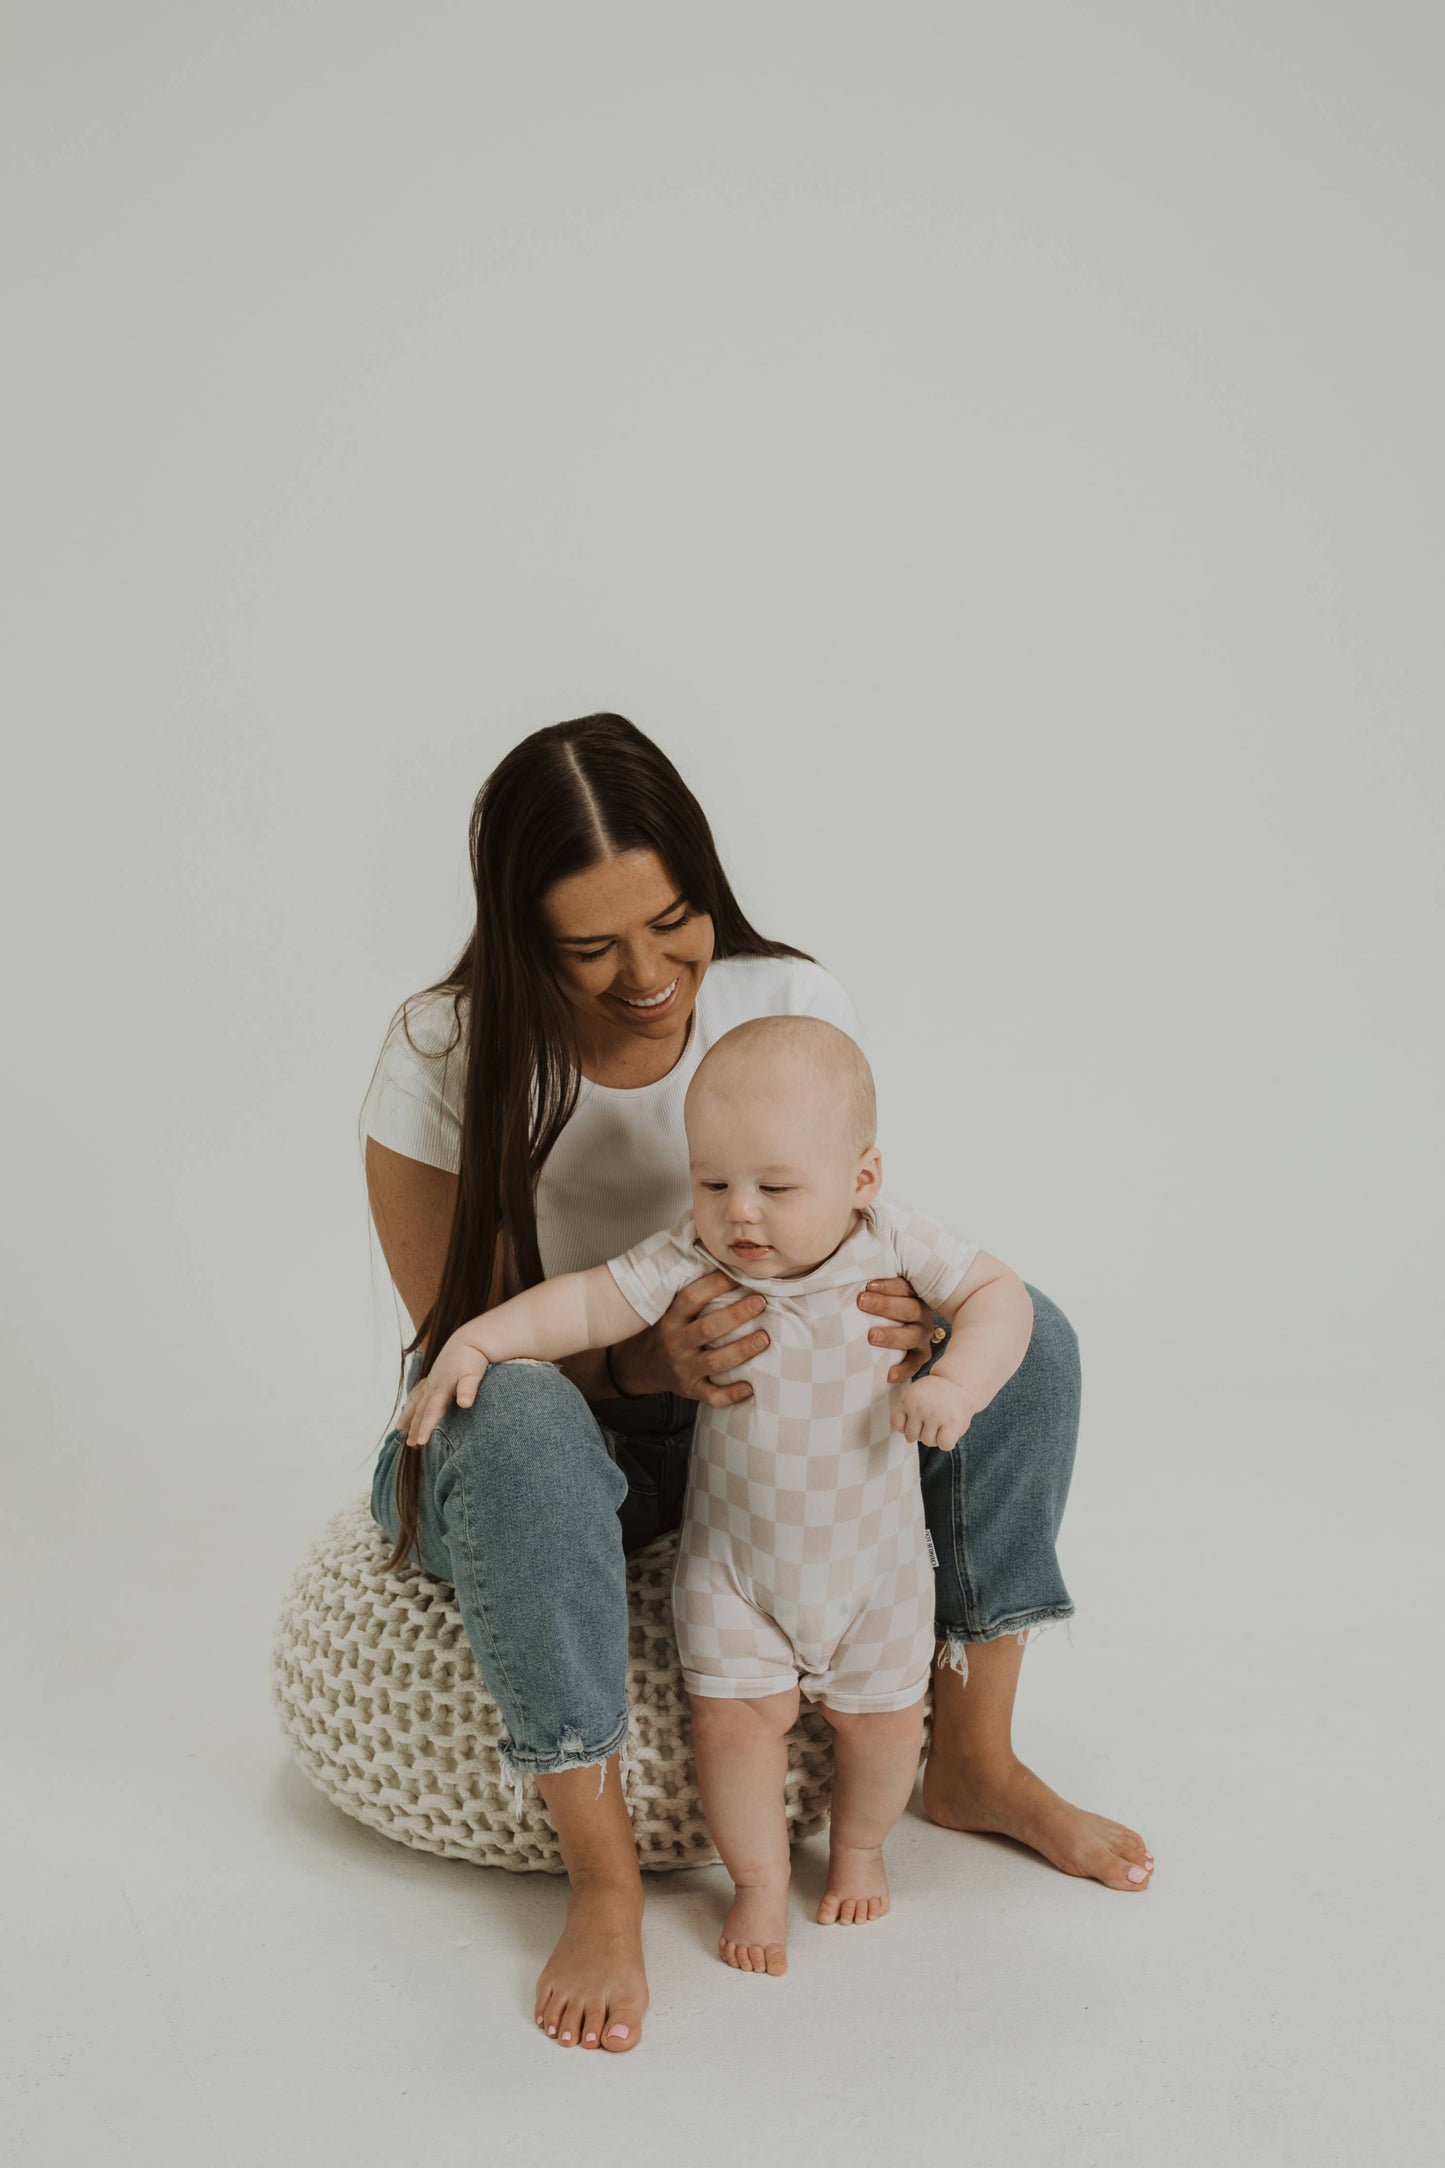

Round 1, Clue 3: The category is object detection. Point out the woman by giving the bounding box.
[362,713,1153,2056]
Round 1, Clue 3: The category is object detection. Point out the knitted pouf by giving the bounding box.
[273,1500,936,1873]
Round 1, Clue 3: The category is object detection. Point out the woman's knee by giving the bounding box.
[432,1358,624,1513]
[1019,1285,1081,1401]
[438,1358,588,1458]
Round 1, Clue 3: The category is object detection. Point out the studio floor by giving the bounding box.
[10,1381,1441,2167]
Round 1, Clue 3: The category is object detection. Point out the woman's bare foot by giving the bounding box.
[534,1878,649,2050]
[720,1869,790,1975]
[817,1841,890,1925]
[923,1753,1155,1891]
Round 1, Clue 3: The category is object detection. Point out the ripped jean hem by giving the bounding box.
[933,1605,1076,1686]
[495,1709,632,1817]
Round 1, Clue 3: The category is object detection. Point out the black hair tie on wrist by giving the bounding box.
[604,1344,641,1399]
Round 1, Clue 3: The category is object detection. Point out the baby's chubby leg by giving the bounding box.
[816,1699,927,1925]
[688,1685,802,1976]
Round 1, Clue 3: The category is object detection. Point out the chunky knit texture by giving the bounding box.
[273,1504,934,1872]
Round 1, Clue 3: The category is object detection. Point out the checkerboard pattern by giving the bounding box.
[608,1194,979,1714]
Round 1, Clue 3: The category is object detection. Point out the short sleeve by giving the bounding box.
[789,960,868,1056]
[605,1212,708,1327]
[878,1197,979,1314]
[360,991,466,1173]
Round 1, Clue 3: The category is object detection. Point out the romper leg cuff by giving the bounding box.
[683,1670,800,1702]
[813,1677,930,1716]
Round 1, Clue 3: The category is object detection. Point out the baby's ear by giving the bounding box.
[854,1145,883,1200]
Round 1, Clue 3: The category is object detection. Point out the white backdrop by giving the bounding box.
[4,6,1441,2162]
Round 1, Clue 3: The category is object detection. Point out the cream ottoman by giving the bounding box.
[273,1503,934,1872]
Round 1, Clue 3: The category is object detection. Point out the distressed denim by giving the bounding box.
[369,1283,1080,1792]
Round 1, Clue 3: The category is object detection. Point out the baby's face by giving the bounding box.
[685,1077,879,1279]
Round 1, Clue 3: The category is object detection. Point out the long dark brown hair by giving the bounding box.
[371,712,817,1574]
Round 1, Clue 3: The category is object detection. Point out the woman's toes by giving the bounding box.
[1114,1841,1153,1887]
[1101,1828,1150,1886]
[580,2004,604,2049]
[601,2016,638,2052]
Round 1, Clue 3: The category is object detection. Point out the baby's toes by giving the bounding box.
[816,1894,840,1926]
[867,1894,887,1920]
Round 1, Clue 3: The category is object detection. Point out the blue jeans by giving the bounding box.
[369,1287,1080,1789]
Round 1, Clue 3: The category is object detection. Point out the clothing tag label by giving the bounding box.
[925,1529,939,1569]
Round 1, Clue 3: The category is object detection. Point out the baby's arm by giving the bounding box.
[397,1266,648,1448]
[892,1252,1034,1449]
[458,1266,646,1368]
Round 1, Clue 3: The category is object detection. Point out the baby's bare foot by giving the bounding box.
[534,1879,648,2051]
[720,1870,790,1975]
[817,1842,890,1925]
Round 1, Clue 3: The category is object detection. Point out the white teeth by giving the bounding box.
[620,978,679,1008]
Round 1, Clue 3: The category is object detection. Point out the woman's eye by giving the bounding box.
[573,911,690,965]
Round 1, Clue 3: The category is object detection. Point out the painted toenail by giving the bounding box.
[585,2033,597,2043]
[608,2024,630,2040]
[547,2025,557,2035]
[561,2032,571,2042]
[1128,1866,1147,1882]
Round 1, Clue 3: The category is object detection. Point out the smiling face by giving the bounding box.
[540,848,716,1061]
[684,1023,882,1279]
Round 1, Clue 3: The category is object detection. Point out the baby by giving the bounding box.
[397,1015,1034,1975]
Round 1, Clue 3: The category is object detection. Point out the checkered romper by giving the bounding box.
[606,1194,979,1714]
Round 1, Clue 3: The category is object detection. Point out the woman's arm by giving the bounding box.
[365,1134,632,1401]
[365,1137,461,1327]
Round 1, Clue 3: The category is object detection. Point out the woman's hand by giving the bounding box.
[858,1275,938,1382]
[616,1270,772,1408]
[395,1333,491,1450]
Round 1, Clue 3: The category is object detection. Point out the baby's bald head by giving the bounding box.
[685,1016,877,1161]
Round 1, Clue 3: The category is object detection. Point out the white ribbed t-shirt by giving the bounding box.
[360,954,868,1280]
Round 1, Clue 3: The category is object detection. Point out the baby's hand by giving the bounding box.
[891,1376,976,1451]
[395,1334,491,1450]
